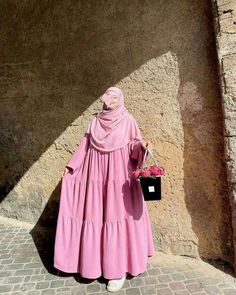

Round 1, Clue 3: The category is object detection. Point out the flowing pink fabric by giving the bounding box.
[53,87,155,279]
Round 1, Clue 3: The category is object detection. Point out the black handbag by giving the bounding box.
[135,148,164,201]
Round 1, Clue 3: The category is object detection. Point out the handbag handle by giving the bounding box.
[140,148,158,169]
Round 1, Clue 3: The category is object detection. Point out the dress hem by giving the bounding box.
[54,250,155,279]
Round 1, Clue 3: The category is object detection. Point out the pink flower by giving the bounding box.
[149,165,165,176]
[140,168,151,177]
[149,165,160,175]
[133,165,165,179]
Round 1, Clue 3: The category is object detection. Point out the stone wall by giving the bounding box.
[211,0,236,273]
[0,1,233,268]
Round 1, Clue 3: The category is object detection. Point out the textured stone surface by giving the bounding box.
[211,0,236,274]
[0,0,232,266]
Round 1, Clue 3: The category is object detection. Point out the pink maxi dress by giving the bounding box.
[53,118,155,279]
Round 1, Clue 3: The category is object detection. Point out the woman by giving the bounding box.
[54,86,155,292]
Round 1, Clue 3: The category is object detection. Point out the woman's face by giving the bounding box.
[100,90,120,109]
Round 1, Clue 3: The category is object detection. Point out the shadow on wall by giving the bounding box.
[0,0,233,270]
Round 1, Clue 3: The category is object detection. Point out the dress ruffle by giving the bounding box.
[54,209,155,279]
[54,135,155,279]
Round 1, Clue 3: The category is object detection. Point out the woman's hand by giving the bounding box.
[141,140,153,151]
[61,167,72,177]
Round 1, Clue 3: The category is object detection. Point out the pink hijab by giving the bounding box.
[86,86,142,152]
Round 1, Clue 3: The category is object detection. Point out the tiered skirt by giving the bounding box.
[54,136,155,279]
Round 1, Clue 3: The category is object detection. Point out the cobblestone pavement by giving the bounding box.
[0,216,236,295]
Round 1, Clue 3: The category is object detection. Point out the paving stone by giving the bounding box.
[150,260,164,267]
[197,276,220,285]
[4,263,24,270]
[171,273,186,281]
[0,254,12,260]
[23,262,42,269]
[14,269,34,276]
[1,259,14,265]
[183,279,197,284]
[30,274,45,282]
[203,285,222,294]
[148,267,161,276]
[35,281,50,289]
[57,287,73,292]
[40,267,49,274]
[0,270,14,277]
[87,283,101,293]
[15,282,36,292]
[64,278,80,286]
[144,276,158,285]
[50,279,65,288]
[156,288,174,295]
[71,286,87,294]
[0,276,24,284]
[161,267,176,274]
[158,274,173,283]
[44,273,60,280]
[155,283,169,289]
[0,284,13,293]
[34,268,42,275]
[24,275,31,282]
[126,287,141,295]
[140,285,156,294]
[14,257,32,263]
[31,256,41,263]
[129,277,145,287]
[41,289,56,295]
[169,281,186,290]
[186,283,204,293]
[173,290,190,295]
[183,270,203,279]
[12,283,21,291]
[218,283,234,288]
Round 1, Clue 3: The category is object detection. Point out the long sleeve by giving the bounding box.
[129,138,149,167]
[129,115,149,167]
[65,132,90,174]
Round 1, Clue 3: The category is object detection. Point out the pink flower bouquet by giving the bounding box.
[132,164,165,179]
